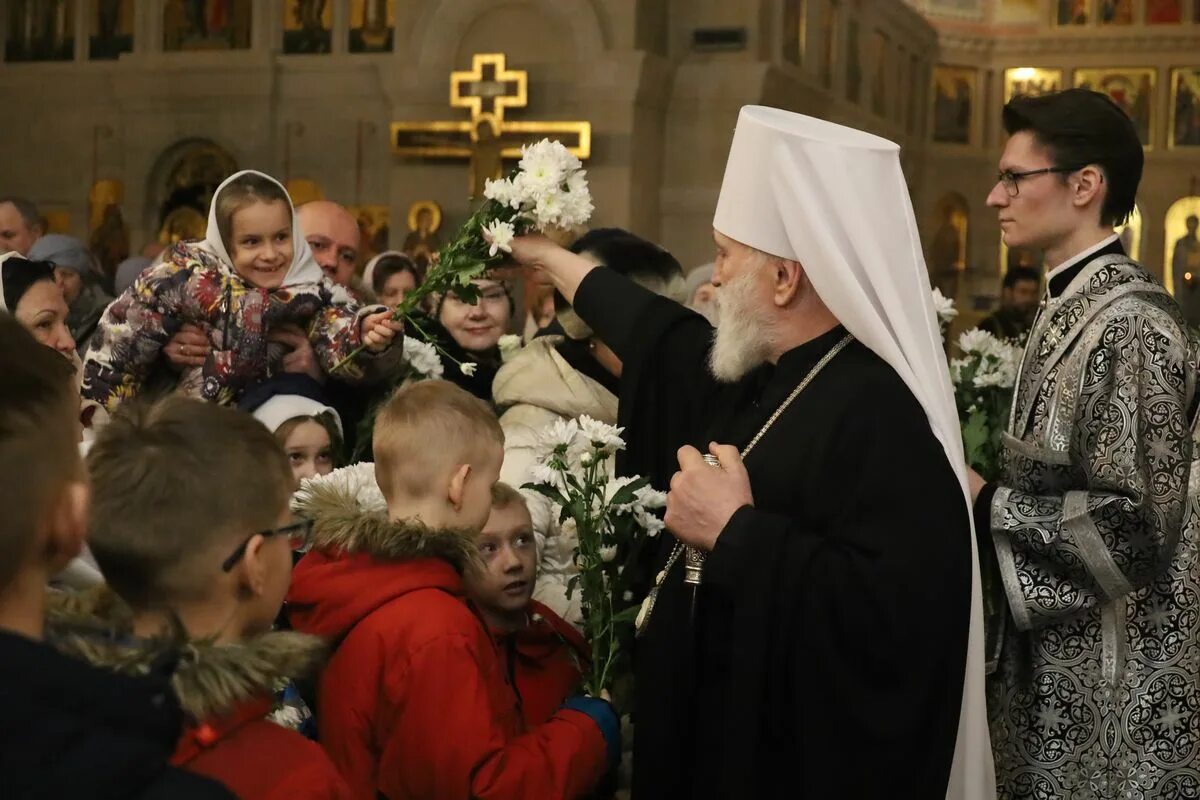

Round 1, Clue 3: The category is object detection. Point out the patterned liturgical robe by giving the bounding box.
[980,239,1200,799]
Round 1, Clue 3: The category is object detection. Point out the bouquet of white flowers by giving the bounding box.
[949,328,1022,480]
[332,139,592,374]
[524,416,666,697]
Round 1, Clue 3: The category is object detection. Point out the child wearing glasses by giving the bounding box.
[464,482,591,727]
[61,396,350,800]
[287,380,617,800]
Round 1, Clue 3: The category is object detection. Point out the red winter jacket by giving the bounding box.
[173,697,352,800]
[496,601,591,727]
[286,514,608,800]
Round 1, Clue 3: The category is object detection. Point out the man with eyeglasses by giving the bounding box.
[968,88,1200,799]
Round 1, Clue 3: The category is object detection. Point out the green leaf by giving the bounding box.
[607,476,649,508]
[521,482,568,509]
[611,605,641,625]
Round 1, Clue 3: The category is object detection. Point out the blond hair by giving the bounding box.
[0,316,79,588]
[490,481,528,511]
[373,380,504,502]
[214,173,291,252]
[87,397,293,608]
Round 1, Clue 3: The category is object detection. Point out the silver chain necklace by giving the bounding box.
[635,333,855,636]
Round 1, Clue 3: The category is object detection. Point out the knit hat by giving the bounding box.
[27,234,95,275]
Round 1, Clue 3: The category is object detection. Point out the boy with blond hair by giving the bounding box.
[66,396,350,800]
[0,317,230,799]
[466,483,591,726]
[288,379,616,799]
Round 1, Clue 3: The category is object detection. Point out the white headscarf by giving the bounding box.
[361,249,407,293]
[200,170,324,288]
[713,106,995,800]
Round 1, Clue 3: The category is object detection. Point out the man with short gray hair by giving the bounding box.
[0,196,45,256]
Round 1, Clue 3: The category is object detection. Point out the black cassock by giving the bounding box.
[574,268,971,799]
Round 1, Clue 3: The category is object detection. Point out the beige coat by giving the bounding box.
[493,336,618,626]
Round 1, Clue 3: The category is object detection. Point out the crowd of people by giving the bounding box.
[3,86,1197,800]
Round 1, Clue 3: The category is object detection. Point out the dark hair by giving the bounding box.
[560,228,682,315]
[1002,266,1040,290]
[0,315,79,588]
[214,173,291,250]
[1,257,56,311]
[1001,89,1143,227]
[372,253,425,296]
[0,196,43,231]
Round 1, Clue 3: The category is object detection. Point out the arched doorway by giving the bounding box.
[1165,195,1200,325]
[928,192,969,301]
[145,140,238,245]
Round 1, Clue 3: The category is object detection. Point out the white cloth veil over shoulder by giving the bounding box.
[713,105,995,800]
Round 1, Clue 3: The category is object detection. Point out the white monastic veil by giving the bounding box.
[713,106,995,799]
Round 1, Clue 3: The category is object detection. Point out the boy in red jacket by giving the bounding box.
[287,380,617,800]
[72,396,351,800]
[466,483,591,726]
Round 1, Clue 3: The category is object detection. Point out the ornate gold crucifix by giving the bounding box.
[391,53,592,199]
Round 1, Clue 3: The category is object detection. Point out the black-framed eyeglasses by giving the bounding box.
[221,518,315,572]
[996,165,1093,197]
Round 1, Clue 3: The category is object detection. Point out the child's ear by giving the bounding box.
[239,534,271,596]
[44,480,89,572]
[448,464,472,511]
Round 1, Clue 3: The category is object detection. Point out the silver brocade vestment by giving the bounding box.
[986,254,1200,799]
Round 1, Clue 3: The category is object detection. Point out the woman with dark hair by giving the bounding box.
[364,250,425,307]
[0,251,77,359]
[493,228,685,623]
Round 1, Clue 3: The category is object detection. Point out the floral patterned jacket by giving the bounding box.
[82,242,397,409]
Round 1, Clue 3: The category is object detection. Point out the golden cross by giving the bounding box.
[391,53,591,199]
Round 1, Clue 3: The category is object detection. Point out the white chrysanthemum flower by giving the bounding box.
[931,287,958,324]
[599,545,618,563]
[636,508,665,537]
[527,463,560,488]
[536,417,582,460]
[633,485,667,511]
[483,177,515,206]
[293,462,387,513]
[578,415,625,454]
[532,189,566,228]
[402,337,444,379]
[460,362,478,377]
[956,328,1000,357]
[482,219,515,256]
[498,334,522,361]
[602,475,638,510]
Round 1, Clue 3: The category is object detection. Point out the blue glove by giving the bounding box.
[562,695,620,774]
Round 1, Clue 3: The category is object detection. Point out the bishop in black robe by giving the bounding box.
[572,266,973,799]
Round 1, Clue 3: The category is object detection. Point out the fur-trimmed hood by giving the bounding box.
[294,476,480,572]
[287,475,483,642]
[46,587,326,722]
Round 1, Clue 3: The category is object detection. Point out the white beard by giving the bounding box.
[707,269,776,383]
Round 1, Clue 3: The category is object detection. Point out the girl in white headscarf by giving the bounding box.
[81,170,402,410]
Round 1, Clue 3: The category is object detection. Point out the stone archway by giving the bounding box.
[144,139,239,244]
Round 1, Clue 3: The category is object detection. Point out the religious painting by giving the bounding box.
[932,65,975,144]
[819,0,838,89]
[88,180,129,277]
[349,0,394,54]
[870,31,889,117]
[1074,68,1155,146]
[1099,0,1134,23]
[1165,196,1200,319]
[782,0,805,66]
[283,0,331,54]
[1115,203,1143,262]
[1170,68,1200,148]
[41,210,71,235]
[1146,0,1182,22]
[91,0,134,60]
[350,205,390,264]
[1004,67,1062,102]
[154,140,238,243]
[845,20,861,104]
[928,193,969,301]
[285,179,324,207]
[995,0,1041,24]
[6,0,75,63]
[1056,0,1089,24]
[163,0,252,51]
[403,201,444,270]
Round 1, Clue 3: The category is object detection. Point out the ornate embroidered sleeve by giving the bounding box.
[990,311,1194,631]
